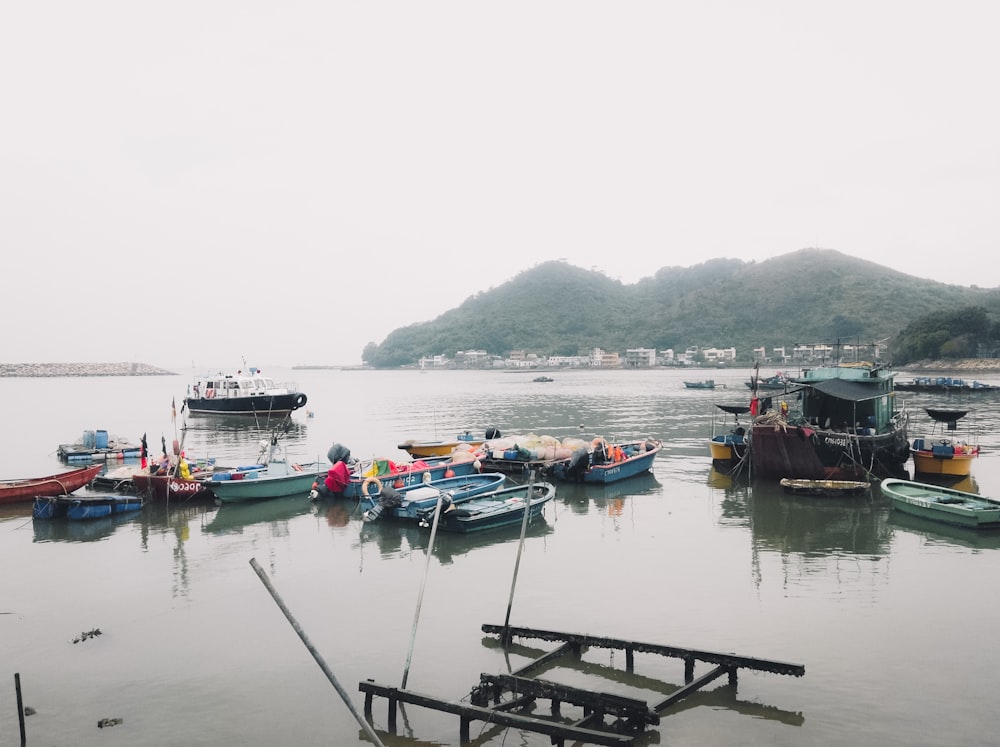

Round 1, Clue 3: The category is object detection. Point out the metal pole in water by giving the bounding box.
[248,558,385,747]
[502,470,536,644]
[401,490,446,689]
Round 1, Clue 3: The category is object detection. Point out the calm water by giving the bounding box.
[3,367,1000,746]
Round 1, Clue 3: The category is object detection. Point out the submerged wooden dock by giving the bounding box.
[360,624,805,745]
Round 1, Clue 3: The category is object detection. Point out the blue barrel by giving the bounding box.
[95,430,109,449]
[82,430,96,449]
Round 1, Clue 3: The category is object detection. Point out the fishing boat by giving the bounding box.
[910,408,980,477]
[880,477,1000,529]
[207,459,328,503]
[183,367,308,417]
[1,464,103,505]
[548,439,661,484]
[894,377,1000,393]
[397,430,486,458]
[748,359,910,480]
[359,472,507,522]
[339,454,480,499]
[416,481,556,533]
[709,404,750,463]
[532,375,555,383]
[745,372,790,391]
[684,380,716,389]
[779,478,871,496]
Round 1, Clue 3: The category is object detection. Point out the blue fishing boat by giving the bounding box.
[416,481,556,533]
[340,456,479,499]
[360,473,507,522]
[548,439,661,484]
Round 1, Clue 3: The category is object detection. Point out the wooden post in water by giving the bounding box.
[248,558,385,747]
[502,470,536,644]
[15,672,25,746]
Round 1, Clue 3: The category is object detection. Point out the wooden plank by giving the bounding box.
[479,673,659,726]
[653,665,729,711]
[483,624,805,677]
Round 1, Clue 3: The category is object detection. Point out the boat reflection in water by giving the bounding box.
[354,512,553,565]
[556,471,662,518]
[203,495,316,534]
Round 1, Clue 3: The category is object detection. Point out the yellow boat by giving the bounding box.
[911,408,979,477]
[397,431,484,458]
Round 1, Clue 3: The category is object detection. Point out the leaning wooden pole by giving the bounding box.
[401,490,447,689]
[15,672,26,746]
[248,558,385,747]
[502,470,536,644]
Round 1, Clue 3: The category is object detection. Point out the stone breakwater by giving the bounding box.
[903,358,1000,372]
[0,362,177,377]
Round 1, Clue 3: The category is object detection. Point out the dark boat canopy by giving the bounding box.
[717,404,751,415]
[925,408,968,422]
[805,378,889,402]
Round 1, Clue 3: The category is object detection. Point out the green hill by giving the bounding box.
[363,248,1000,367]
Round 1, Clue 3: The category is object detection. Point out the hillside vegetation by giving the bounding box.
[362,248,1000,367]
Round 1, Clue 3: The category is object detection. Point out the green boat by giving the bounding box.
[207,459,327,503]
[880,478,1000,529]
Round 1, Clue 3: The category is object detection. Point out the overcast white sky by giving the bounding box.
[3,2,998,369]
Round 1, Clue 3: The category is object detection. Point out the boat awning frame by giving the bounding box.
[805,379,888,402]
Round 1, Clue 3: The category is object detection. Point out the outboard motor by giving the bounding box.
[485,426,502,440]
[363,485,404,522]
[327,443,351,464]
[416,492,455,526]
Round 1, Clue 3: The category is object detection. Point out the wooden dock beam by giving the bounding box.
[359,680,634,746]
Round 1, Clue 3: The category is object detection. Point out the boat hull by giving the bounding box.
[184,392,307,417]
[397,440,484,458]
[342,459,478,499]
[881,478,1000,528]
[911,450,977,477]
[208,462,327,503]
[132,473,217,502]
[549,442,661,484]
[419,482,556,533]
[709,435,746,462]
[360,473,506,521]
[779,478,871,496]
[1,465,104,504]
[750,421,910,480]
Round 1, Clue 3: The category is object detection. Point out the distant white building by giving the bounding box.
[624,348,657,367]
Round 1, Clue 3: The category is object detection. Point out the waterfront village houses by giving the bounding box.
[418,342,884,370]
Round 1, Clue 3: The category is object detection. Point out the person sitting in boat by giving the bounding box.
[310,443,353,500]
[153,453,171,475]
[178,452,192,480]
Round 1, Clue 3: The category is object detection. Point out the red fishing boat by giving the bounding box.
[0,464,103,505]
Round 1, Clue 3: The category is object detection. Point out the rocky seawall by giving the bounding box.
[0,363,177,377]
[902,358,1000,373]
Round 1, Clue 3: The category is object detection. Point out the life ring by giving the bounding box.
[362,476,383,496]
[294,393,308,408]
[206,388,215,399]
